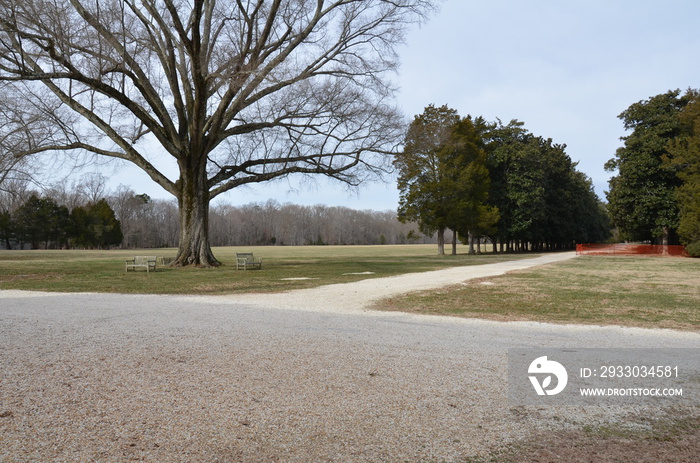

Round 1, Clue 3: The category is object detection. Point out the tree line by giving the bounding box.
[0,195,122,250]
[0,176,125,249]
[606,88,700,256]
[394,105,611,255]
[0,176,435,250]
[208,200,433,247]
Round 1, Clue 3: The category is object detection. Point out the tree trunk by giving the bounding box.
[451,229,457,255]
[662,226,669,256]
[468,233,475,255]
[437,227,445,255]
[174,164,220,267]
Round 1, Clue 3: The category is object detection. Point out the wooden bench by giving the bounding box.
[236,252,262,270]
[125,256,157,273]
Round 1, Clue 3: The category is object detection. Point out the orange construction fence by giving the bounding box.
[576,243,688,257]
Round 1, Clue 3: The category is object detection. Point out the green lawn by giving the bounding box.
[0,244,530,294]
[374,255,700,331]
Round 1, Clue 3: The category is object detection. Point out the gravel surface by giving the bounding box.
[1,252,698,462]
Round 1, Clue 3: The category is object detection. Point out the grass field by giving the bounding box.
[374,255,700,331]
[0,244,526,294]
[2,247,698,331]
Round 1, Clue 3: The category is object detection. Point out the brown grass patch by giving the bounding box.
[375,256,700,331]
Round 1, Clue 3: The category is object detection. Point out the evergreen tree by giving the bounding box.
[446,117,498,254]
[13,195,71,249]
[665,89,700,256]
[395,105,460,255]
[485,120,610,251]
[71,199,123,249]
[605,90,689,244]
[0,209,11,249]
[395,105,496,255]
[484,121,545,251]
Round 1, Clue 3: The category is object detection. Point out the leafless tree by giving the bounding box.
[0,177,31,213]
[207,199,433,246]
[43,172,109,210]
[0,84,45,192]
[0,0,434,266]
[77,172,109,204]
[106,185,179,248]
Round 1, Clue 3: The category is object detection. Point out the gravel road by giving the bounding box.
[1,252,698,462]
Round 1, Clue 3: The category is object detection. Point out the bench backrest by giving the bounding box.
[236,252,255,260]
[135,256,157,264]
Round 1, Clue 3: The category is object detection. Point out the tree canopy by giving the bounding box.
[664,89,700,255]
[71,199,123,249]
[484,120,610,251]
[394,105,495,255]
[395,106,609,255]
[0,0,433,266]
[4,193,122,249]
[12,194,71,249]
[605,90,690,245]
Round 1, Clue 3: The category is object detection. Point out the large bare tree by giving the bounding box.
[0,0,432,265]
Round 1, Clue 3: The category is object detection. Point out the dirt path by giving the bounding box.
[199,251,579,313]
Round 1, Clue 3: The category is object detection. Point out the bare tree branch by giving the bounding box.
[0,0,435,265]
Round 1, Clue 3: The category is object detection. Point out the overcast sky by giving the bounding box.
[104,0,700,211]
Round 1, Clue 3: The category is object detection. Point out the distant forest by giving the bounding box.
[0,177,436,250]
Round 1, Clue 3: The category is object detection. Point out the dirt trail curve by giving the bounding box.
[204,251,579,312]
